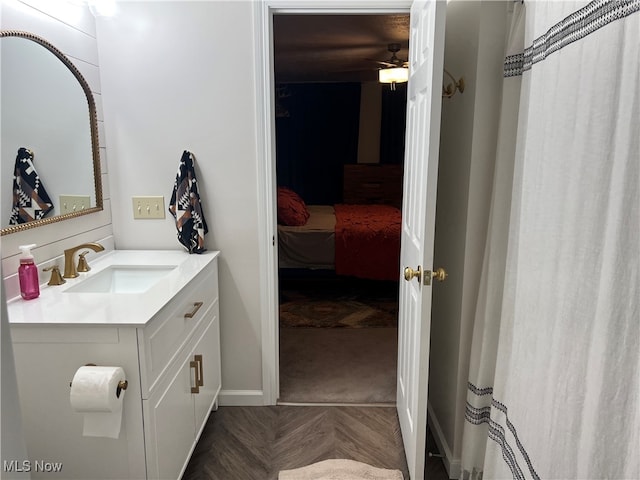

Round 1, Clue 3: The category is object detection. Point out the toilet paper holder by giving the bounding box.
[69,364,128,398]
[115,380,128,398]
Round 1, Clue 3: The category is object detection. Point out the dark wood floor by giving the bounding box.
[183,405,449,480]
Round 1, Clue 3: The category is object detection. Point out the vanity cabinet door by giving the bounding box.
[143,347,197,480]
[143,308,220,480]
[193,303,221,432]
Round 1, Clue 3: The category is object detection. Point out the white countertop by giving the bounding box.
[7,250,219,327]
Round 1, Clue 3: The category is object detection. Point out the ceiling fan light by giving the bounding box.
[379,67,409,85]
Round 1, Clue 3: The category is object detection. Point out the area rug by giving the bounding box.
[279,277,398,328]
[280,299,397,328]
[279,459,404,480]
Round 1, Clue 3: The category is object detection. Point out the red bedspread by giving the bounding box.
[334,204,401,281]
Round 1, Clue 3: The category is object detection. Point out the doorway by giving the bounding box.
[271,12,409,405]
[256,1,512,477]
[255,2,451,478]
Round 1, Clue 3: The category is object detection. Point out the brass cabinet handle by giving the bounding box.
[184,302,204,319]
[195,354,204,387]
[190,360,200,394]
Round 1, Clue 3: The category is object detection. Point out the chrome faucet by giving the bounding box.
[63,242,105,278]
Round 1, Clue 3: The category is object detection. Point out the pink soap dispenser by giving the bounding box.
[18,244,40,300]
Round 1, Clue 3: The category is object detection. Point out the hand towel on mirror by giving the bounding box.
[9,147,54,225]
[168,150,208,253]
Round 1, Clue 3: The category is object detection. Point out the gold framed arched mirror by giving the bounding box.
[1,30,102,236]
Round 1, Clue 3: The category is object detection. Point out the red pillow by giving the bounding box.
[277,187,310,226]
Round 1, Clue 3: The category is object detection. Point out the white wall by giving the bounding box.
[95,1,264,403]
[428,1,509,476]
[1,0,113,298]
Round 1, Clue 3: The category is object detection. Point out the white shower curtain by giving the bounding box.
[461,1,639,479]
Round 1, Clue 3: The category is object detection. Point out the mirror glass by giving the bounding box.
[1,31,102,235]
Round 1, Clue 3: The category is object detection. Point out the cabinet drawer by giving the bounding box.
[138,260,218,397]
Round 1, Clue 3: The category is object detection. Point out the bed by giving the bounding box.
[277,165,403,281]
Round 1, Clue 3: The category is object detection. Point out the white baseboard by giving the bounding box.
[427,402,461,479]
[218,389,265,406]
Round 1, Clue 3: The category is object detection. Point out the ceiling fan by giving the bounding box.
[368,43,409,90]
[368,43,408,69]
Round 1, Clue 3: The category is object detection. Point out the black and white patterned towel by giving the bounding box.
[10,147,53,225]
[168,150,208,253]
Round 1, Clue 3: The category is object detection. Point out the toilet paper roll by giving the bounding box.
[70,366,126,438]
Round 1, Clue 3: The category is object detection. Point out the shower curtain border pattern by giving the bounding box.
[504,0,640,77]
[465,382,540,480]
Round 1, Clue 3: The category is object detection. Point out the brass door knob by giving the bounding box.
[432,267,448,282]
[404,266,422,282]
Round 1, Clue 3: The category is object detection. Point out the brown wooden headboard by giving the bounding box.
[342,164,404,209]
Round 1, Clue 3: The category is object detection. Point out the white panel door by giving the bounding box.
[397,1,446,478]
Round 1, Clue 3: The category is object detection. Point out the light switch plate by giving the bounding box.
[60,195,91,215]
[132,196,165,219]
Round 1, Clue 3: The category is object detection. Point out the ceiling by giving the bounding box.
[273,14,410,83]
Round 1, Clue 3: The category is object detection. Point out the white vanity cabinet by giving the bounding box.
[7,251,221,480]
[138,259,221,480]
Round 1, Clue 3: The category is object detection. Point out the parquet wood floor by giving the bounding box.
[183,405,449,480]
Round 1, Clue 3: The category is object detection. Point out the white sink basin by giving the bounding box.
[64,265,177,294]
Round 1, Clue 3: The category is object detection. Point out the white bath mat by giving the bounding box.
[278,458,404,480]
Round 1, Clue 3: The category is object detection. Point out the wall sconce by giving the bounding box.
[443,69,464,98]
[379,67,409,91]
